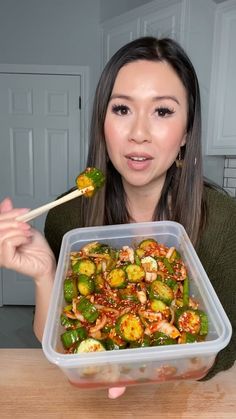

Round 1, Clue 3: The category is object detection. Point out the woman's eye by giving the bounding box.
[156,107,174,117]
[111,104,129,115]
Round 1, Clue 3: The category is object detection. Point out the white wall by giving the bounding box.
[0,0,226,185]
[0,0,155,113]
[0,0,101,101]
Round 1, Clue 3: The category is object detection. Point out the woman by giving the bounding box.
[0,37,235,399]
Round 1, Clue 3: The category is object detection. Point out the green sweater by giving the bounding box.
[44,185,236,380]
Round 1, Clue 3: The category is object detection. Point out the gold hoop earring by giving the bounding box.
[175,151,183,168]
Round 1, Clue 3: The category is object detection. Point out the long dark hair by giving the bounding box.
[81,36,205,246]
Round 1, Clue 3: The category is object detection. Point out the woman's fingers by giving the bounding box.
[0,226,31,242]
[0,198,56,280]
[0,198,33,271]
[0,230,33,269]
[0,197,30,221]
[0,220,30,233]
[0,197,13,213]
[108,387,126,399]
[0,208,29,222]
[0,199,30,233]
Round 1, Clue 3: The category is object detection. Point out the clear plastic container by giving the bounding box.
[42,221,232,389]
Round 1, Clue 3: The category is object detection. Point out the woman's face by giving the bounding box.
[104,59,188,192]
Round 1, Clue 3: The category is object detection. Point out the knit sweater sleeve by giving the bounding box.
[44,195,82,261]
[196,187,236,379]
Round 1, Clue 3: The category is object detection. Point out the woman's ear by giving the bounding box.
[180,132,187,147]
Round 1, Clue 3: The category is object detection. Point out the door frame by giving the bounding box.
[0,64,90,307]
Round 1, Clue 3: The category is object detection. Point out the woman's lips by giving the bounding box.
[125,154,153,170]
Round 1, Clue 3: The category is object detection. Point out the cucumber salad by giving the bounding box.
[60,239,208,354]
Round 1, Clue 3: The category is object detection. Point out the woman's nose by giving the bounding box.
[128,115,151,143]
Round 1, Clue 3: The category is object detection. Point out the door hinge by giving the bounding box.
[79,96,82,109]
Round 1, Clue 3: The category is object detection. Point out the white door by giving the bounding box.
[0,72,82,305]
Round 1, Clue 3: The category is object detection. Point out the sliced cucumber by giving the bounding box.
[150,280,174,305]
[63,277,78,303]
[72,258,96,276]
[76,167,105,197]
[141,256,157,272]
[77,274,95,296]
[139,238,157,251]
[76,338,106,353]
[116,313,144,342]
[106,268,127,288]
[125,263,145,282]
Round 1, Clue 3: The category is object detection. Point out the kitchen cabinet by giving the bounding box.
[206,0,236,155]
[101,0,184,64]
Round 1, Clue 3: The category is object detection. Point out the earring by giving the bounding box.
[175,150,183,168]
[106,150,110,163]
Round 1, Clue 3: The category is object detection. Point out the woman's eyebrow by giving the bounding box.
[153,95,180,105]
[110,93,180,104]
[109,94,132,101]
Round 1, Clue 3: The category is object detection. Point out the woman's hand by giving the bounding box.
[108,387,126,399]
[0,197,56,280]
